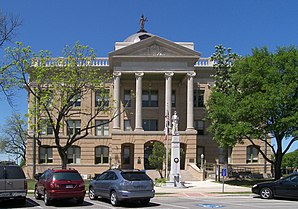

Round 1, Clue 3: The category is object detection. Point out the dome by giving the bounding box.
[124,31,154,43]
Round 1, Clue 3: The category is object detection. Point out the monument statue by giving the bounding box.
[172,111,179,135]
[139,14,147,32]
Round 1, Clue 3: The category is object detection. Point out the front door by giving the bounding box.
[121,144,134,169]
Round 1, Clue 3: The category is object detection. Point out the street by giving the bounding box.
[0,195,297,209]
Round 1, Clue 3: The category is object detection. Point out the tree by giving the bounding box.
[0,113,27,163]
[207,45,298,180]
[149,142,165,178]
[5,42,117,169]
[0,11,21,103]
[282,149,298,171]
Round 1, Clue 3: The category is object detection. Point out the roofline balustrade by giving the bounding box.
[32,57,214,67]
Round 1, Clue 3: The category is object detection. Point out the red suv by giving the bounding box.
[34,168,85,206]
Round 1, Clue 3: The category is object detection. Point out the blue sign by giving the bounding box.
[222,168,227,177]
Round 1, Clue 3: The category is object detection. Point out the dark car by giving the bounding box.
[88,169,155,206]
[0,164,27,205]
[34,168,85,205]
[252,172,298,199]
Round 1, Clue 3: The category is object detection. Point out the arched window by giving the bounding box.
[246,145,259,163]
[67,146,81,164]
[95,146,109,164]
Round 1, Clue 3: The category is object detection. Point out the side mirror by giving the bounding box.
[34,173,42,180]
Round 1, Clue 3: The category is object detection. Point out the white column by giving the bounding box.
[187,72,196,130]
[165,72,174,127]
[113,72,121,129]
[135,72,144,131]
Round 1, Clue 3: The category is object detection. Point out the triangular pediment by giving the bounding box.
[109,36,201,57]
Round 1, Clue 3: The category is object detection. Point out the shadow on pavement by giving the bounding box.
[95,197,160,208]
[0,198,40,208]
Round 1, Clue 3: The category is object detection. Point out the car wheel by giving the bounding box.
[88,187,97,200]
[140,198,150,205]
[34,188,42,200]
[260,187,273,199]
[76,197,84,205]
[44,191,51,206]
[110,191,119,206]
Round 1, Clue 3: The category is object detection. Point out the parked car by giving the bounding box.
[252,172,298,199]
[0,164,27,205]
[34,168,85,205]
[89,169,155,206]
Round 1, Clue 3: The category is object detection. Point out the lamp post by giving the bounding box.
[201,154,204,170]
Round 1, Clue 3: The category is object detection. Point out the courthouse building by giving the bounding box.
[24,22,271,180]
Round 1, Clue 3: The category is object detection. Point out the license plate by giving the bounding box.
[66,185,73,188]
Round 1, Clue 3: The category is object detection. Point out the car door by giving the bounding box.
[36,171,48,196]
[93,172,109,197]
[275,174,298,198]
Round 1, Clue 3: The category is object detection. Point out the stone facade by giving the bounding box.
[24,31,271,180]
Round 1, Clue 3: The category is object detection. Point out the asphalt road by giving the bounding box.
[0,195,297,209]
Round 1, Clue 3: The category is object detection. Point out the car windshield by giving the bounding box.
[121,172,151,181]
[53,172,82,180]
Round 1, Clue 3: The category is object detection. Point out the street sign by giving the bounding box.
[222,168,227,177]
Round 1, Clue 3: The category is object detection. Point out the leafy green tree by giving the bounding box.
[149,142,165,178]
[208,46,298,180]
[5,42,116,169]
[0,113,27,163]
[282,149,298,170]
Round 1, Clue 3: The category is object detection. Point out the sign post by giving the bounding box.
[222,166,227,193]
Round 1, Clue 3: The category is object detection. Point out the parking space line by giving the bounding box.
[153,201,190,209]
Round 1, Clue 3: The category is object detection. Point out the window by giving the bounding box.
[67,146,81,164]
[246,145,259,163]
[194,90,204,107]
[67,120,81,136]
[70,97,81,107]
[143,119,158,131]
[124,120,132,131]
[171,90,176,108]
[195,120,204,135]
[124,90,132,107]
[95,89,109,107]
[142,90,158,107]
[40,120,53,135]
[95,120,109,136]
[95,146,109,164]
[39,147,53,164]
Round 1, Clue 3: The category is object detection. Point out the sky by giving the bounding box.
[0,0,298,160]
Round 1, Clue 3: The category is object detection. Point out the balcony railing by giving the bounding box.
[33,57,213,67]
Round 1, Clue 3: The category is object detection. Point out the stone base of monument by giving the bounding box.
[164,181,187,188]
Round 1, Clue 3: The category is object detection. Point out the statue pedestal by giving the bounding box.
[167,134,184,187]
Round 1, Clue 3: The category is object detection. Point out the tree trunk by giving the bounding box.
[58,148,67,169]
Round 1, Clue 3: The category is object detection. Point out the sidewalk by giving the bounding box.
[154,179,251,196]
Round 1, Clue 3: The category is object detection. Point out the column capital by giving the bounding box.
[113,71,122,77]
[187,72,196,77]
[135,72,144,77]
[165,71,174,78]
